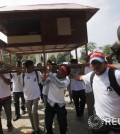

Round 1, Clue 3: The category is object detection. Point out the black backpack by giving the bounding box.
[90,68,120,95]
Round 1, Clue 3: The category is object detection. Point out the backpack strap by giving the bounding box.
[35,70,39,83]
[34,70,41,91]
[90,72,95,88]
[10,73,12,79]
[22,73,25,87]
[9,73,13,91]
[108,68,120,95]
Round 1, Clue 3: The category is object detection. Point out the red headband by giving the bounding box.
[60,66,68,76]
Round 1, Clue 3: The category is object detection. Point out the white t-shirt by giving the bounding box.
[0,74,11,98]
[82,68,120,122]
[12,73,23,92]
[70,68,85,91]
[84,66,93,93]
[47,73,70,103]
[42,85,49,96]
[20,71,41,100]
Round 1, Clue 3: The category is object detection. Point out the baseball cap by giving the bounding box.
[89,52,105,63]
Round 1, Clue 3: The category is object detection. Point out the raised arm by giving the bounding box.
[0,74,11,85]
[49,73,69,88]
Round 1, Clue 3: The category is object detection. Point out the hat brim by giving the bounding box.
[90,57,105,63]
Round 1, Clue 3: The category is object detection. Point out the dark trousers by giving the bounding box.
[86,92,94,117]
[72,90,86,116]
[39,83,43,101]
[45,102,67,134]
[13,92,26,116]
[92,122,120,134]
[0,115,3,134]
[0,96,12,129]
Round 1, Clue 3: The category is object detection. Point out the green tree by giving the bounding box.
[87,42,97,52]
[49,55,57,63]
[20,54,36,64]
[63,52,73,62]
[21,55,28,63]
[80,42,97,63]
[56,53,64,64]
[56,52,73,64]
[99,44,112,56]
[29,55,36,64]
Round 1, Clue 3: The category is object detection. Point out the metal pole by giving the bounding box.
[75,49,78,60]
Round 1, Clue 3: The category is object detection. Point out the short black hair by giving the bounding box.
[47,60,52,64]
[16,60,21,65]
[25,60,34,67]
[70,59,78,64]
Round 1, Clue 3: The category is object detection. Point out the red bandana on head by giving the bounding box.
[60,66,68,76]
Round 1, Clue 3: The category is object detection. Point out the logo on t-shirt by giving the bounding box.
[107,86,113,92]
[88,115,104,129]
[34,78,36,81]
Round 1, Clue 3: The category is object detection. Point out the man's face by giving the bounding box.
[90,60,106,75]
[26,64,34,73]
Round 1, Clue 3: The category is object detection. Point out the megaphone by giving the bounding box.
[117,25,120,41]
[106,25,120,63]
[111,41,120,55]
[111,25,120,52]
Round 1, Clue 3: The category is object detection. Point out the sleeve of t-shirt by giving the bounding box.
[115,69,120,86]
[19,73,23,86]
[37,71,42,83]
[49,73,70,88]
[82,71,93,85]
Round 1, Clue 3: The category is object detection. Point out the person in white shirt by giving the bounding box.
[42,64,57,108]
[74,52,120,134]
[84,56,94,117]
[12,61,26,121]
[43,65,70,134]
[0,72,13,133]
[20,60,41,134]
[70,59,86,117]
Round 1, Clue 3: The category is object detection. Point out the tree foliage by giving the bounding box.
[49,55,57,63]
[87,42,97,52]
[3,54,36,65]
[99,44,112,56]
[80,42,97,62]
[56,52,73,64]
[56,53,64,64]
[3,43,114,66]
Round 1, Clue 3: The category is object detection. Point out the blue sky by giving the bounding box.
[0,0,120,46]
